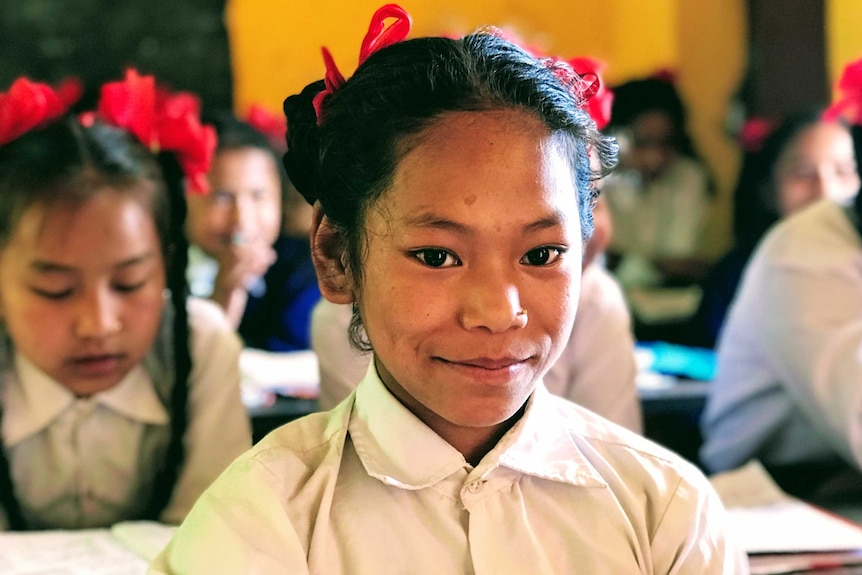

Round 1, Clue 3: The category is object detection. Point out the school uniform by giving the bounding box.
[701,199,862,475]
[0,297,252,530]
[152,362,744,574]
[312,264,642,433]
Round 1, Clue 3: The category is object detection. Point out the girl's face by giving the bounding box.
[0,190,167,396]
[186,147,283,256]
[774,121,860,216]
[355,110,582,440]
[628,110,677,184]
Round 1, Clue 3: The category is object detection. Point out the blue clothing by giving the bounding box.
[238,235,321,352]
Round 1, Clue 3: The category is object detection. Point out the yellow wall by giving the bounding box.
[826,0,862,94]
[227,0,746,251]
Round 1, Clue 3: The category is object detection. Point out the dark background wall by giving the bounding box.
[0,0,232,110]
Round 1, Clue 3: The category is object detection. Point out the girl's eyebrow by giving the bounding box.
[403,212,566,235]
[30,253,157,273]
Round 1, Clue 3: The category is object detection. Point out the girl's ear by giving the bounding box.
[310,203,355,304]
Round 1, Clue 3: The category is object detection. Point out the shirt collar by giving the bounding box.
[349,361,606,490]
[3,351,169,447]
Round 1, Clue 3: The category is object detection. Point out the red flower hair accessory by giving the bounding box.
[313,3,412,124]
[85,69,216,194]
[823,58,862,125]
[245,104,287,152]
[0,78,69,146]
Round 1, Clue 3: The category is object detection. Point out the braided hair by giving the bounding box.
[0,118,192,529]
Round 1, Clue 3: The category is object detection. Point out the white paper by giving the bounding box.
[710,461,862,554]
[0,528,147,574]
[240,349,320,398]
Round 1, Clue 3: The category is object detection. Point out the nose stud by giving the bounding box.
[517,309,528,318]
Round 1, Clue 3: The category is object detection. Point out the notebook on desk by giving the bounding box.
[710,461,862,574]
[0,521,175,574]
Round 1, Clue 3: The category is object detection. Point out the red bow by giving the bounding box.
[245,103,287,152]
[0,78,69,146]
[566,57,614,130]
[86,69,216,194]
[738,116,774,153]
[823,58,862,125]
[312,3,412,124]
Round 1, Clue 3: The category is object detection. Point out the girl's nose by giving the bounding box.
[74,290,122,339]
[459,270,528,333]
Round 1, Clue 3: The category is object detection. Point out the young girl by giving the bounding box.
[152,5,743,573]
[603,75,714,289]
[700,69,862,495]
[0,73,251,530]
[185,113,320,351]
[690,111,859,348]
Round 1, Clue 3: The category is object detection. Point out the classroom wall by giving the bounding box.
[226,0,746,252]
[826,0,862,93]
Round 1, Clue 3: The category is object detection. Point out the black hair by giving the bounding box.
[283,30,617,350]
[732,110,830,253]
[0,118,192,529]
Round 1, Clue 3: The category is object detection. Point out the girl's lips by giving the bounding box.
[68,354,125,377]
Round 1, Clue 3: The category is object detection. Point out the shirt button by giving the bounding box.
[468,481,483,493]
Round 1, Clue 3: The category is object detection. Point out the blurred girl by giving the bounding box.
[691,112,859,347]
[185,113,320,351]
[0,73,251,530]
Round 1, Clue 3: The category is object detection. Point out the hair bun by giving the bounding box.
[283,79,326,205]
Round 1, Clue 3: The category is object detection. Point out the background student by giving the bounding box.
[0,73,251,530]
[700,58,862,502]
[185,113,320,351]
[689,111,859,348]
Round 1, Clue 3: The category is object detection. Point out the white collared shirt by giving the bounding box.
[701,199,862,472]
[152,363,745,574]
[1,297,252,530]
[313,264,642,433]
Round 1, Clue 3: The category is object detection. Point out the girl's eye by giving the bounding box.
[412,248,461,268]
[113,281,146,293]
[30,287,72,300]
[521,247,565,266]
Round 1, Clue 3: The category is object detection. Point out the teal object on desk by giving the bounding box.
[638,342,717,381]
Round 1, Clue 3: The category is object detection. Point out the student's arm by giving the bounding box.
[159,298,253,525]
[750,253,862,468]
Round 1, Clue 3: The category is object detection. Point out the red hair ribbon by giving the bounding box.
[245,103,287,152]
[84,69,217,194]
[823,58,862,125]
[492,30,611,129]
[0,78,69,146]
[312,3,412,124]
[738,116,774,153]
